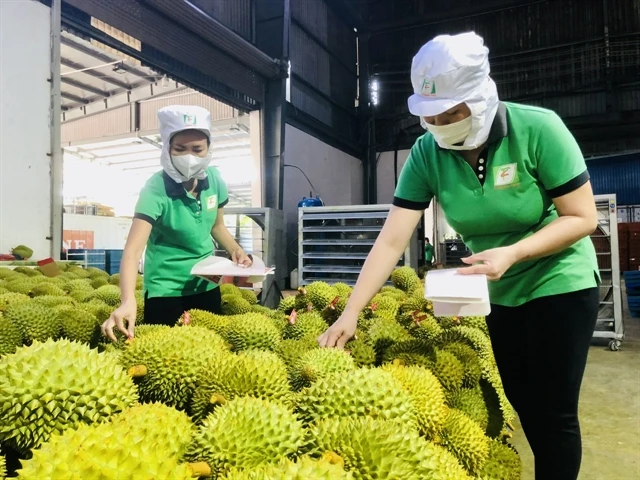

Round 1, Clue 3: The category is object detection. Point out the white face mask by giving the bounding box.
[422,116,473,150]
[170,153,211,181]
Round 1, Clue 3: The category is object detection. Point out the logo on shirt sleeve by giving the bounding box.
[493,163,519,188]
[206,194,218,211]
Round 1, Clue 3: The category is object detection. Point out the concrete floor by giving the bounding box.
[511,286,640,479]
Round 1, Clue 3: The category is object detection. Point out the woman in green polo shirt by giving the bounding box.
[102,105,251,341]
[318,32,599,480]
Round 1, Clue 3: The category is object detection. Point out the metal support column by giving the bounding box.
[256,0,290,211]
[358,33,377,205]
[50,0,63,260]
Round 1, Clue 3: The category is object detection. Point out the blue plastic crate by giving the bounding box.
[66,249,106,271]
[104,249,124,275]
[623,270,640,286]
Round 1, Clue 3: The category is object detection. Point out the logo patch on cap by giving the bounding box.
[183,114,197,126]
[421,79,437,97]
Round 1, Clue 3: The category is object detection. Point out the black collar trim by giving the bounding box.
[162,172,210,198]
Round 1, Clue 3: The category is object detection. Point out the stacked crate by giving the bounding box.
[624,271,640,317]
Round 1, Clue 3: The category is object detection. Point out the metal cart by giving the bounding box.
[297,204,418,287]
[591,194,625,351]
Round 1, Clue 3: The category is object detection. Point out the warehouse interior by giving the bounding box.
[0,0,639,478]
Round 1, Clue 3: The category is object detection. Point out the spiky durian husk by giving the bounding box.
[239,288,258,305]
[295,368,418,427]
[439,408,490,475]
[476,438,522,480]
[118,326,229,410]
[0,338,138,453]
[308,417,471,480]
[221,455,353,480]
[57,305,101,346]
[16,402,196,480]
[177,308,230,337]
[390,266,421,292]
[283,310,328,341]
[223,313,281,352]
[0,315,22,356]
[89,285,121,307]
[289,347,356,391]
[220,283,242,297]
[0,292,30,313]
[447,386,490,432]
[4,302,61,345]
[344,338,376,367]
[186,396,308,479]
[221,294,252,315]
[190,350,292,422]
[31,294,75,309]
[277,295,296,315]
[276,337,319,371]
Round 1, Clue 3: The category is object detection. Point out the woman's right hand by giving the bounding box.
[317,313,358,349]
[101,301,137,343]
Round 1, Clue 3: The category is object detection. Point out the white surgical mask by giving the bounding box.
[170,153,211,181]
[422,116,473,150]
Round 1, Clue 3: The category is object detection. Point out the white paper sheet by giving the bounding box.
[425,268,491,316]
[191,255,275,284]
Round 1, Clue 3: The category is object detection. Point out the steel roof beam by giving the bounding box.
[60,77,110,97]
[61,91,90,104]
[61,35,153,81]
[61,57,132,90]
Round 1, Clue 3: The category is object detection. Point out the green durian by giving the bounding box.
[439,408,490,475]
[331,282,353,297]
[222,455,353,479]
[0,452,5,480]
[108,273,120,285]
[220,283,242,296]
[0,338,138,453]
[4,302,61,345]
[283,310,328,340]
[239,288,258,305]
[31,294,75,309]
[276,337,318,370]
[251,304,272,315]
[408,312,444,341]
[459,315,490,335]
[90,284,121,306]
[277,295,296,314]
[476,438,522,480]
[223,313,281,352]
[5,279,36,295]
[29,283,67,297]
[344,337,376,367]
[91,276,109,288]
[81,299,112,322]
[290,347,356,391]
[10,245,33,260]
[390,266,420,292]
[186,396,307,479]
[57,305,101,346]
[295,368,418,427]
[429,349,465,393]
[119,326,229,410]
[177,308,230,336]
[0,315,23,356]
[0,292,31,312]
[191,350,292,422]
[365,316,412,362]
[221,294,252,315]
[301,281,339,311]
[12,267,40,277]
[443,342,482,388]
[309,417,471,480]
[448,386,489,432]
[16,402,196,480]
[382,362,448,439]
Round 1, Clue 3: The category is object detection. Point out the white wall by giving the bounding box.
[283,124,363,275]
[63,214,133,250]
[0,0,52,260]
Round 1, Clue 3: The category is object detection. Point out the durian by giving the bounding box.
[223,313,281,352]
[57,305,101,345]
[4,302,61,345]
[90,284,121,306]
[390,266,420,292]
[221,294,252,315]
[186,396,307,479]
[0,315,22,356]
[190,350,292,422]
[222,455,353,479]
[290,347,356,390]
[11,245,33,260]
[29,283,66,297]
[439,408,490,475]
[239,288,258,304]
[118,326,229,410]
[0,338,138,452]
[283,310,328,340]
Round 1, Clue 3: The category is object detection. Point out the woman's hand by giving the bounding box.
[317,313,358,349]
[457,246,519,281]
[232,248,252,267]
[101,301,137,342]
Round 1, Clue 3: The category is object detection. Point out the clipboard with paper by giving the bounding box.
[424,268,491,317]
[191,254,275,284]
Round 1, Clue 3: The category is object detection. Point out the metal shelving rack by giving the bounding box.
[297,204,418,287]
[591,194,624,350]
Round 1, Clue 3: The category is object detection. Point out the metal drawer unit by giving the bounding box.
[590,194,624,351]
[298,204,418,287]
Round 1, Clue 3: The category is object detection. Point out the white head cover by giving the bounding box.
[407,31,499,150]
[157,105,213,183]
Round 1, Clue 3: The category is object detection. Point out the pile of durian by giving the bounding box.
[0,264,522,480]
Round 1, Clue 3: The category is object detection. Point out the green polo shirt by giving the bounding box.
[394,102,600,307]
[134,166,229,298]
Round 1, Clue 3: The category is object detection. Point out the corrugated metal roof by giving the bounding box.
[587,152,640,205]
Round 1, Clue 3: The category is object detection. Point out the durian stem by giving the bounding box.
[322,451,345,467]
[209,393,227,406]
[127,365,148,378]
[187,462,212,478]
[506,421,515,431]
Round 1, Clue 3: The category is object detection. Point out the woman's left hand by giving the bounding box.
[457,246,519,281]
[232,248,253,267]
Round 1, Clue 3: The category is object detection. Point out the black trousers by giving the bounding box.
[487,287,599,480]
[144,288,222,326]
